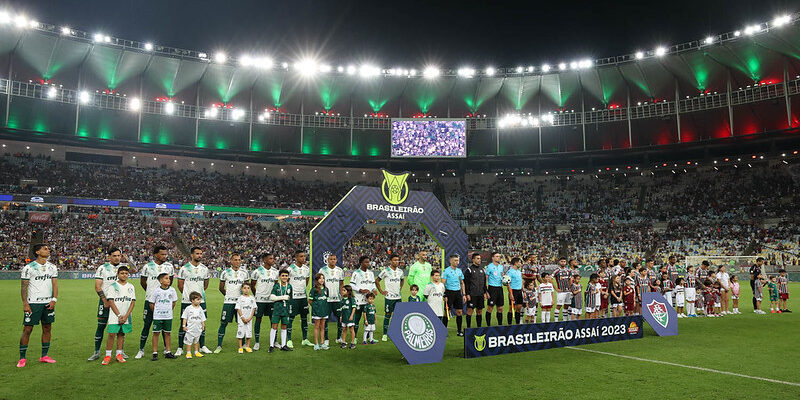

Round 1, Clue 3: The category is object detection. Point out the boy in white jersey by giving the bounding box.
[376,254,404,341]
[18,244,58,368]
[147,273,178,360]
[176,247,210,356]
[320,254,344,346]
[538,273,556,322]
[250,252,279,351]
[424,270,446,322]
[287,250,312,349]
[215,254,248,353]
[182,292,207,358]
[89,247,126,361]
[674,277,686,317]
[102,266,136,365]
[136,245,174,359]
[351,256,377,337]
[235,283,257,353]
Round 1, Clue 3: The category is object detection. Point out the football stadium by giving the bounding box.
[1,1,800,398]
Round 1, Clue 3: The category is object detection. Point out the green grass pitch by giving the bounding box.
[0,279,798,399]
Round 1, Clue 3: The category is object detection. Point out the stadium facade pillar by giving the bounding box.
[4,51,12,127]
[248,85,254,151]
[726,70,734,136]
[626,87,632,147]
[495,99,500,155]
[784,61,792,128]
[74,62,84,136]
[675,79,681,143]
[580,79,586,151]
[300,99,304,150]
[349,100,354,154]
[538,80,543,154]
[194,82,200,146]
[137,76,143,142]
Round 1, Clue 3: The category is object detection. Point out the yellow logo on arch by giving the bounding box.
[474,334,486,352]
[381,170,409,205]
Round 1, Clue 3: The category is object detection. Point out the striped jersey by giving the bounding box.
[523,288,538,308]
[686,273,697,288]
[570,283,583,309]
[585,282,599,308]
[695,268,709,282]
[553,267,572,292]
[635,274,650,295]
[662,279,674,293]
[666,264,679,283]
[777,276,789,294]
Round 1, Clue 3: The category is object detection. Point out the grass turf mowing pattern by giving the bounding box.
[0,279,798,399]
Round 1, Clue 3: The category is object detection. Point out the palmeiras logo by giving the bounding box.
[381,170,409,205]
[401,312,436,351]
[647,299,669,328]
[473,334,487,351]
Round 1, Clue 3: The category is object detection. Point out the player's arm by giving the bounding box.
[48,277,58,310]
[95,277,107,304]
[178,278,185,293]
[219,280,226,295]
[108,298,120,318]
[123,300,135,321]
[140,274,147,291]
[204,278,209,290]
[375,277,386,295]
[21,279,30,313]
[182,317,188,331]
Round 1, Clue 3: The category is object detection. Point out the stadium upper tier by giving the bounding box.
[0,11,799,159]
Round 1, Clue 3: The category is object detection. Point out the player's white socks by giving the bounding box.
[269,329,277,348]
[542,311,551,323]
[106,350,112,357]
[554,309,559,322]
[280,329,287,347]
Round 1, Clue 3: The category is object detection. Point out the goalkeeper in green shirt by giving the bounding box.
[407,251,432,300]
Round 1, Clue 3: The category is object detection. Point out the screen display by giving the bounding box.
[391,119,466,158]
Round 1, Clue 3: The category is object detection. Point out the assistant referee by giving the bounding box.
[485,252,505,326]
[441,255,466,336]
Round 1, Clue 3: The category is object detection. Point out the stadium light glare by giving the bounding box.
[240,54,253,66]
[337,66,344,73]
[198,52,208,59]
[704,36,714,45]
[558,62,567,70]
[655,47,667,56]
[346,65,356,75]
[515,66,523,73]
[204,107,218,118]
[772,15,791,27]
[231,109,245,120]
[0,11,9,24]
[578,59,593,69]
[60,26,72,35]
[319,64,332,73]
[423,66,440,79]
[541,64,551,72]
[569,61,578,70]
[28,20,39,28]
[93,33,104,42]
[295,58,318,76]
[13,14,27,28]
[634,51,644,60]
[78,91,90,104]
[281,62,289,69]
[734,30,741,37]
[359,64,380,78]
[744,24,760,35]
[485,67,496,76]
[103,35,111,43]
[46,87,57,99]
[214,52,227,63]
[409,69,417,76]
[144,42,153,51]
[527,66,534,72]
[129,97,140,111]
[457,67,475,78]
[164,102,175,115]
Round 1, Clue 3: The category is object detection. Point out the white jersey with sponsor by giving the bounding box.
[178,262,210,303]
[106,281,136,325]
[320,266,344,302]
[94,262,121,293]
[181,304,206,335]
[288,264,310,299]
[539,282,555,306]
[147,286,178,320]
[351,268,376,305]
[220,267,249,304]
[141,260,174,299]
[21,261,58,304]
[235,295,257,320]
[250,266,279,303]
[423,281,445,317]
[378,267,404,300]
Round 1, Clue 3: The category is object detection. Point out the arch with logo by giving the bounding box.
[309,170,469,273]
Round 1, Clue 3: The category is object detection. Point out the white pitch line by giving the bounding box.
[566,347,800,387]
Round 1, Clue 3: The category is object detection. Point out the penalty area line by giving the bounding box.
[565,347,800,387]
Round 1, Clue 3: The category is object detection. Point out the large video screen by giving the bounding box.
[391,119,466,158]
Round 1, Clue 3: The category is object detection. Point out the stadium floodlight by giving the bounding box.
[281,62,289,69]
[409,69,417,76]
[240,54,253,66]
[541,64,551,72]
[319,64,332,73]
[231,109,245,120]
[542,113,554,124]
[704,36,714,45]
[103,35,111,43]
[13,14,27,28]
[359,64,380,78]
[255,57,273,69]
[28,20,39,28]
[337,66,344,73]
[772,15,791,27]
[46,87,57,99]
[423,66,440,79]
[655,47,667,56]
[558,62,567,70]
[129,97,140,111]
[733,30,741,37]
[60,26,72,35]
[457,67,475,78]
[579,59,593,68]
[744,24,760,35]
[515,66,523,73]
[295,58,318,76]
[527,66,534,72]
[634,51,644,59]
[214,52,227,63]
[198,52,208,59]
[204,107,218,118]
[346,65,356,75]
[78,91,90,104]
[485,67,496,76]
[569,61,578,70]
[144,42,153,51]
[164,101,175,115]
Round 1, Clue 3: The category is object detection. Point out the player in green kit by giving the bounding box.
[250,253,279,351]
[362,293,378,345]
[268,269,292,352]
[175,247,211,356]
[320,254,344,346]
[89,248,128,361]
[407,251,432,300]
[376,254,404,341]
[18,244,58,368]
[135,245,173,359]
[287,250,313,348]
[215,253,248,353]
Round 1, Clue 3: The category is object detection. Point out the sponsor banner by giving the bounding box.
[0,271,142,280]
[129,201,181,209]
[464,315,643,359]
[641,292,679,336]
[0,194,12,201]
[158,217,175,227]
[387,302,448,365]
[29,212,51,223]
[73,198,119,206]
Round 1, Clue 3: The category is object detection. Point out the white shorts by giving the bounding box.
[664,292,673,307]
[343,323,355,327]
[731,294,739,300]
[585,306,598,313]
[713,302,721,308]
[184,331,201,345]
[675,293,685,307]
[685,288,697,302]
[365,324,376,332]
[525,307,537,316]
[557,292,570,306]
[237,321,252,339]
[755,296,762,301]
[570,307,581,315]
[311,316,327,320]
